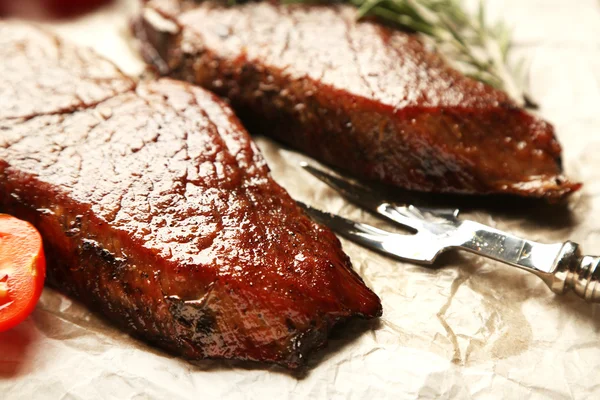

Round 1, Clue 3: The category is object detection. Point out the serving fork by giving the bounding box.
[297,162,600,303]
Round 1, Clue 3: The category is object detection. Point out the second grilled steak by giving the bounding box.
[0,23,381,368]
[136,0,580,200]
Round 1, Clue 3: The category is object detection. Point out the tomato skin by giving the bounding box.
[0,214,46,332]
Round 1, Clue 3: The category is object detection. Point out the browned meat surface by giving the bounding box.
[0,22,134,120]
[0,23,381,368]
[135,0,580,200]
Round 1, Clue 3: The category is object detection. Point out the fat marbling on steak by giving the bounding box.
[135,0,580,200]
[0,22,381,368]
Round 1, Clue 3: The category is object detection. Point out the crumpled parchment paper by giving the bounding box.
[1,0,599,398]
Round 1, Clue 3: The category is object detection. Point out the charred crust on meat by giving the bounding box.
[165,295,217,337]
[79,239,127,269]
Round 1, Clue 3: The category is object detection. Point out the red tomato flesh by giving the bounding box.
[0,214,46,332]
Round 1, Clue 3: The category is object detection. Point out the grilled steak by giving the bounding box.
[135,0,580,200]
[0,23,381,368]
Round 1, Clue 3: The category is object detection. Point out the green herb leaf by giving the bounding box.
[344,0,533,107]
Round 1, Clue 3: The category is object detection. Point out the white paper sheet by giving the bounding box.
[1,0,600,398]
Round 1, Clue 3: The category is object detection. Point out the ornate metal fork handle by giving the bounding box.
[299,163,600,303]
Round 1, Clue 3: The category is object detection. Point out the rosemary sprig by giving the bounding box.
[283,0,535,108]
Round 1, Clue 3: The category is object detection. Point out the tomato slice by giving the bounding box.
[0,214,46,332]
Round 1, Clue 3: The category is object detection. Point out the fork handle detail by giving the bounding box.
[546,242,600,302]
[299,162,600,304]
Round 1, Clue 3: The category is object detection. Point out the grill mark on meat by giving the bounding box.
[136,1,581,200]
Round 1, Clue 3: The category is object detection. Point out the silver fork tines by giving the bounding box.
[299,162,458,232]
[297,202,440,263]
[299,162,600,303]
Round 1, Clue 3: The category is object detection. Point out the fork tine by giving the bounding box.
[300,162,425,231]
[300,162,384,210]
[297,201,438,263]
[297,201,391,238]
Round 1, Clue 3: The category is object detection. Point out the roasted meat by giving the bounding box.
[0,22,381,368]
[135,0,580,200]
